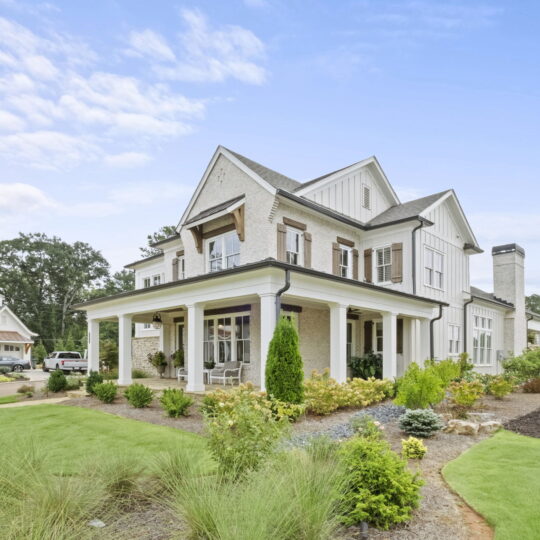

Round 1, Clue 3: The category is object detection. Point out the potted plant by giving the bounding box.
[172,348,185,369]
[147,351,168,378]
[204,360,215,370]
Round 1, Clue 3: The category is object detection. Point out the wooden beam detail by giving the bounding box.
[231,204,245,241]
[190,226,203,254]
[283,216,307,231]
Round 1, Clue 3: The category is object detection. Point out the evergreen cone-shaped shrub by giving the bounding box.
[265,317,304,404]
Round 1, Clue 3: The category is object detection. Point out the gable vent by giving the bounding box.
[362,185,371,210]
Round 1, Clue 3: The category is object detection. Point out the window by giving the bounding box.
[339,245,352,278]
[286,226,303,265]
[203,314,251,364]
[424,247,444,289]
[143,323,151,329]
[347,321,354,360]
[143,277,151,288]
[4,345,20,352]
[207,231,240,272]
[473,316,492,365]
[375,322,383,353]
[178,256,185,279]
[362,184,371,210]
[153,274,161,286]
[375,246,392,283]
[448,324,460,355]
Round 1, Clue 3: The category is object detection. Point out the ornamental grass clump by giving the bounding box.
[338,435,423,530]
[265,317,304,404]
[398,409,443,438]
[401,437,427,460]
[394,362,445,409]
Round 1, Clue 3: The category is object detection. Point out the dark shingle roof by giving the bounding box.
[470,286,514,308]
[367,190,450,227]
[124,252,164,269]
[185,195,245,225]
[225,148,302,192]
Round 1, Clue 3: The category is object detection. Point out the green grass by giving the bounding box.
[443,430,540,540]
[0,404,208,474]
[0,394,23,405]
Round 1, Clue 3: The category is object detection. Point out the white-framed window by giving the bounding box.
[448,324,460,355]
[143,277,151,288]
[362,184,371,210]
[178,256,185,279]
[375,246,392,283]
[473,316,492,365]
[375,322,383,353]
[207,231,240,272]
[143,323,151,329]
[4,345,20,352]
[424,247,444,289]
[203,313,251,364]
[347,321,356,360]
[286,226,303,265]
[153,274,161,286]
[339,245,352,278]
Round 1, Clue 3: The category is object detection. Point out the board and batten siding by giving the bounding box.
[302,166,393,223]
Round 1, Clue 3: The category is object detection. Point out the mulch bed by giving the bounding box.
[504,406,540,438]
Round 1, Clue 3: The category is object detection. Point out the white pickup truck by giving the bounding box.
[43,351,88,373]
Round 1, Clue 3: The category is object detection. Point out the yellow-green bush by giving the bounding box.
[448,380,484,408]
[401,437,427,460]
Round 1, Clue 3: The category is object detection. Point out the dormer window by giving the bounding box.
[207,230,240,272]
[286,226,303,265]
[362,184,371,210]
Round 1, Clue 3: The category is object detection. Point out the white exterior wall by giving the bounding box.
[134,259,166,338]
[0,306,34,360]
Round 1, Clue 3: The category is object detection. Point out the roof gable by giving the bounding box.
[0,305,37,337]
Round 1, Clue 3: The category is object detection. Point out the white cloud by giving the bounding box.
[104,152,152,168]
[127,29,176,61]
[0,182,56,215]
[23,54,58,80]
[395,186,426,202]
[0,110,26,131]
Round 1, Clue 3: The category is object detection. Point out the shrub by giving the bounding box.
[487,375,514,399]
[448,380,484,408]
[94,382,118,403]
[265,317,304,404]
[172,348,184,368]
[124,383,154,408]
[204,398,288,478]
[101,369,118,380]
[17,384,34,395]
[399,409,443,438]
[338,435,423,529]
[350,415,384,440]
[0,366,11,375]
[160,388,193,417]
[522,377,540,393]
[503,349,540,382]
[6,372,29,381]
[85,370,103,395]
[427,358,461,386]
[132,368,149,379]
[65,376,82,391]
[47,369,67,392]
[401,437,427,459]
[348,352,382,379]
[0,375,11,382]
[458,352,474,377]
[394,363,445,409]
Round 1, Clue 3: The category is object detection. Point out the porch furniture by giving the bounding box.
[177,367,188,382]
[203,368,212,384]
[209,361,243,385]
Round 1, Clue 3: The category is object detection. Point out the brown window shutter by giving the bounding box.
[332,242,341,275]
[277,223,287,262]
[352,248,359,280]
[364,248,373,282]
[391,242,403,283]
[172,258,179,281]
[397,318,404,354]
[364,321,373,353]
[304,232,312,268]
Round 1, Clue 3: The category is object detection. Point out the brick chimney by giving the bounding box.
[492,244,527,355]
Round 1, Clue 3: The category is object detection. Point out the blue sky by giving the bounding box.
[0,0,539,293]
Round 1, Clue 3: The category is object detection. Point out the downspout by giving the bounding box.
[275,269,291,323]
[430,304,444,360]
[411,220,425,296]
[463,297,474,353]
[526,314,533,350]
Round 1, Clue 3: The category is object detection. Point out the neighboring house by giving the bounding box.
[75,146,533,390]
[0,294,37,362]
[528,311,540,347]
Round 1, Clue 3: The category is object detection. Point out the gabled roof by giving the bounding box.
[470,286,514,308]
[185,194,245,226]
[0,331,32,343]
[0,305,38,337]
[124,252,164,270]
[367,191,450,227]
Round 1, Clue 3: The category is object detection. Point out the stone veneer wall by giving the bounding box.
[132,336,160,376]
[298,306,330,376]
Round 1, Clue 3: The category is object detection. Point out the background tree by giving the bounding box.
[526,294,540,314]
[100,340,119,371]
[265,317,304,403]
[140,225,177,257]
[33,342,47,363]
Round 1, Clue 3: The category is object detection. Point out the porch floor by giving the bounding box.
[133,377,254,394]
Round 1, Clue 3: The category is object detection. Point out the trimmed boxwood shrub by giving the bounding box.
[124,383,154,408]
[86,371,104,395]
[47,370,67,393]
[265,317,304,404]
[160,388,193,417]
[398,408,443,438]
[94,382,118,403]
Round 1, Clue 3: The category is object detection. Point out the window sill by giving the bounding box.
[424,284,444,291]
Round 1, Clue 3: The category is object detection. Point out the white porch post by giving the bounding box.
[382,311,398,379]
[329,303,348,383]
[419,317,431,365]
[118,314,133,385]
[186,303,205,392]
[87,318,100,374]
[159,323,172,377]
[259,293,277,391]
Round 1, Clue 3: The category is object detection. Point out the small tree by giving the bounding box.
[100,340,118,371]
[265,317,304,404]
[33,342,47,363]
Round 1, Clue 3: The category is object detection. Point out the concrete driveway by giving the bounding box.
[0,369,49,398]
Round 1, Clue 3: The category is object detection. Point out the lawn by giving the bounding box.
[443,430,540,540]
[0,394,23,405]
[0,404,209,474]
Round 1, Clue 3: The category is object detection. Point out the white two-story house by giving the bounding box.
[76,146,530,390]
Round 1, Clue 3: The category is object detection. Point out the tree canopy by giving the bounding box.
[139,225,177,257]
[526,294,540,314]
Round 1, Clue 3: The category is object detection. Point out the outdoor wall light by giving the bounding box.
[152,313,163,329]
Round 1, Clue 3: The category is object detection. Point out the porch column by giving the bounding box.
[382,311,398,379]
[118,314,133,385]
[329,303,348,383]
[186,302,205,392]
[159,323,172,377]
[419,317,431,365]
[259,293,277,391]
[87,318,100,374]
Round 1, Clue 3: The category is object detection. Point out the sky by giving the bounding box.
[0,0,539,293]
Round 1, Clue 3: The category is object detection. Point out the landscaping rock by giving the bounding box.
[478,421,502,434]
[439,413,453,423]
[467,412,495,422]
[88,519,106,528]
[444,420,479,436]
